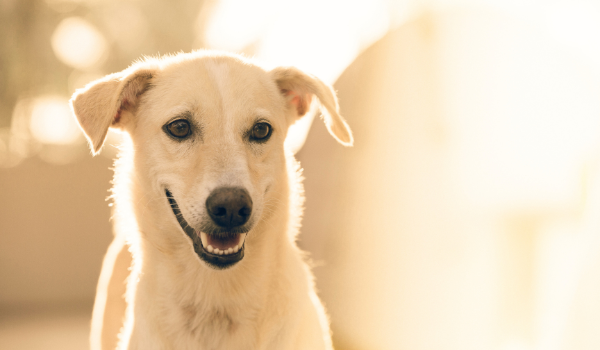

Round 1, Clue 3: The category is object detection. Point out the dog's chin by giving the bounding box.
[165,189,247,269]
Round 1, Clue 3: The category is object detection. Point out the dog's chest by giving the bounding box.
[171,303,260,349]
[182,305,237,334]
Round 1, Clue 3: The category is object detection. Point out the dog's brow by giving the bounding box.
[166,106,194,119]
[176,110,193,119]
[255,108,270,118]
[252,108,273,124]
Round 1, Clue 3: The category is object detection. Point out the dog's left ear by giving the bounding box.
[70,66,156,155]
[271,67,353,147]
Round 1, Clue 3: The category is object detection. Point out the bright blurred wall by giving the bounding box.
[297,6,600,350]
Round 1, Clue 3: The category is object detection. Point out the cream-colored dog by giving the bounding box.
[70,51,352,350]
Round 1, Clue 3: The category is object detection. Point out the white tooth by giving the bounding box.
[227,248,233,254]
[239,233,246,246]
[200,232,208,248]
[233,245,239,253]
[207,245,214,253]
[218,249,224,255]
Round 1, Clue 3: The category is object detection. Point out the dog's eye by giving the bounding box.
[251,122,271,141]
[166,119,191,139]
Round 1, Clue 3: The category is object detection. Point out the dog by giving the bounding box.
[70,51,353,350]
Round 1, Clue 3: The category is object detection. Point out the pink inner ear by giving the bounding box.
[112,73,152,126]
[283,89,312,116]
[113,109,122,125]
[112,97,130,125]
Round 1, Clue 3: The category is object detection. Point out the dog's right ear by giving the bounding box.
[270,66,353,147]
[70,66,155,155]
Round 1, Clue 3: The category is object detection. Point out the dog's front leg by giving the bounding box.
[91,234,131,350]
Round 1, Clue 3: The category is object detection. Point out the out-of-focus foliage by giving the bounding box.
[1,0,67,128]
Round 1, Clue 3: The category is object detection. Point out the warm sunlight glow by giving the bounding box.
[203,0,266,52]
[256,0,389,81]
[544,2,600,64]
[29,96,81,145]
[203,0,389,82]
[51,17,107,70]
[501,340,532,350]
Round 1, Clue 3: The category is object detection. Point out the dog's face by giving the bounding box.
[131,58,290,268]
[70,52,352,269]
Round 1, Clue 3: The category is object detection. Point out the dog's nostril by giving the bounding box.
[213,207,227,217]
[206,187,253,229]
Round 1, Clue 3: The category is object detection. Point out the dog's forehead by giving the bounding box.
[149,57,282,121]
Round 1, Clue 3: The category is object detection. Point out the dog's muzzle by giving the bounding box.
[166,188,252,269]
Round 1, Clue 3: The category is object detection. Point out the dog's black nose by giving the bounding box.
[206,187,253,229]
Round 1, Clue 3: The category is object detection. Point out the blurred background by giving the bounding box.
[2,0,600,349]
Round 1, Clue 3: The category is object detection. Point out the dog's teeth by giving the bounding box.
[203,234,245,255]
[200,232,208,248]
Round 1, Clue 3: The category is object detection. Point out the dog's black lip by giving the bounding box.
[165,189,245,269]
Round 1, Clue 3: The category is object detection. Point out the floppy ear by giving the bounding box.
[70,66,155,155]
[270,67,353,147]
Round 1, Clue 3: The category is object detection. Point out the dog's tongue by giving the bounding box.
[207,235,239,250]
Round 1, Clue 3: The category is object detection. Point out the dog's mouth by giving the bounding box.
[165,189,246,269]
[199,231,245,255]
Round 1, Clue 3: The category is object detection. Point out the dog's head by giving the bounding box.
[70,52,352,269]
